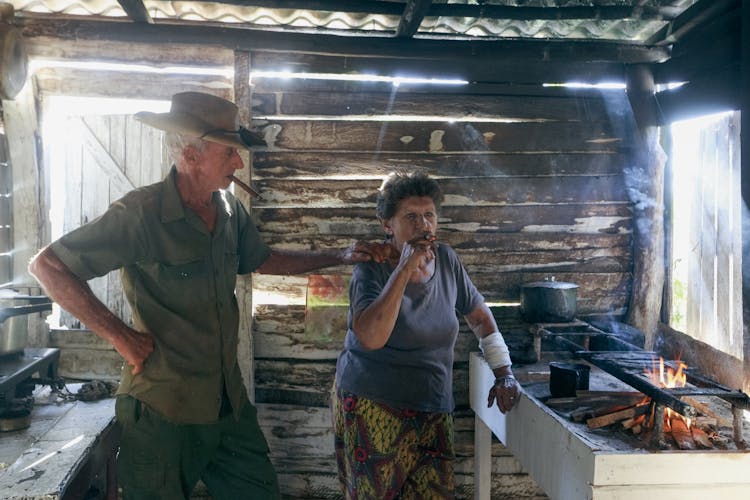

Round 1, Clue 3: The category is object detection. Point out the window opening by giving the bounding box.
[667,110,742,359]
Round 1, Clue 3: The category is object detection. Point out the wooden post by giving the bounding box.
[473,414,492,500]
[233,50,256,403]
[740,0,750,398]
[624,64,666,350]
[2,83,43,289]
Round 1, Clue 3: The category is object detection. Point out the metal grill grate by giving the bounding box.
[533,320,750,446]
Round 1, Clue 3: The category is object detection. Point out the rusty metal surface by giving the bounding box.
[535,320,750,421]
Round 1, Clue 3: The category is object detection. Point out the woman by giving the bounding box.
[332,172,520,499]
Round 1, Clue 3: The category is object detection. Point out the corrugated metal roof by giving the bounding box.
[7,0,703,43]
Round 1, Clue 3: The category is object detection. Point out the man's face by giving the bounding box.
[198,140,245,191]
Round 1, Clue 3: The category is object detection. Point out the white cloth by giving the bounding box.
[479,331,511,369]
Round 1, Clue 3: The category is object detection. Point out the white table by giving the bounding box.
[470,352,750,500]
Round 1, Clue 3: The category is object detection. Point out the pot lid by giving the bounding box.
[521,277,578,289]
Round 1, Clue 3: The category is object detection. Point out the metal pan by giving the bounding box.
[0,303,53,356]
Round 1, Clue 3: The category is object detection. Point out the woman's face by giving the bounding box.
[382,196,438,248]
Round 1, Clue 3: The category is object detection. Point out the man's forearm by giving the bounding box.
[28,247,131,344]
[29,247,153,374]
[255,248,345,275]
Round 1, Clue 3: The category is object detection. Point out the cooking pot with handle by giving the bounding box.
[0,302,53,356]
[519,277,578,323]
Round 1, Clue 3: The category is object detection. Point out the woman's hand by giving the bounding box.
[488,375,521,414]
[396,239,435,276]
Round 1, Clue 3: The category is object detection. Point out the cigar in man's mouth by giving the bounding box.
[229,175,260,198]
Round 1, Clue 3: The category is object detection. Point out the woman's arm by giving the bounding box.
[465,303,520,413]
[351,242,432,350]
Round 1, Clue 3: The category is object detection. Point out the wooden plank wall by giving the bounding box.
[28,49,634,498]
[248,54,633,498]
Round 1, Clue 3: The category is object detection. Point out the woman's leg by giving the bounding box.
[400,412,455,499]
[332,390,455,500]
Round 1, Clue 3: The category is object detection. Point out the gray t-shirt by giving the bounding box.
[335,243,484,413]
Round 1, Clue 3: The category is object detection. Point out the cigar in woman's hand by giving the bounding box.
[407,233,437,246]
[387,233,437,265]
[230,175,260,197]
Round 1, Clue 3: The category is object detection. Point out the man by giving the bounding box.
[28,91,382,500]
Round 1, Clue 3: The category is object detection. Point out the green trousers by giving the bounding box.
[115,395,280,500]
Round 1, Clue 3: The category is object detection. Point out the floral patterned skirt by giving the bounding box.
[331,387,455,500]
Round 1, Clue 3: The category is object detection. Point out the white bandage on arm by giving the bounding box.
[479,331,511,369]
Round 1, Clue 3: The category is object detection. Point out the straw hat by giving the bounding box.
[135,92,265,149]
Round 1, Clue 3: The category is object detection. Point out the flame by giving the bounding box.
[644,357,691,429]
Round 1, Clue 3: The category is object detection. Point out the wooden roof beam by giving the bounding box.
[19,18,670,65]
[645,0,737,46]
[397,0,432,38]
[116,0,153,24]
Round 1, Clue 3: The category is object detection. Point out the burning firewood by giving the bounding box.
[691,427,714,449]
[621,414,645,430]
[586,403,649,430]
[645,401,656,429]
[571,400,642,423]
[546,391,645,422]
[670,417,696,450]
[694,416,717,427]
[682,396,732,428]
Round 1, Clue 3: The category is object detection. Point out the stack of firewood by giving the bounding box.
[546,391,718,449]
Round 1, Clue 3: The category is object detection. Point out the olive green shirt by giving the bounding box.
[50,166,271,424]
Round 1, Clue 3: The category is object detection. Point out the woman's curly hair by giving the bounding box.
[376,172,443,220]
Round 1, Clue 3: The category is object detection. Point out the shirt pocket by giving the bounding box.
[159,259,206,280]
[157,259,209,304]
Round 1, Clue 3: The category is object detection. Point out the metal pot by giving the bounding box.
[0,302,53,356]
[549,361,590,397]
[519,277,578,323]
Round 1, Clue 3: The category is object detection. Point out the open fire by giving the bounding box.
[647,357,690,430]
[472,318,750,499]
[471,347,750,500]
[533,320,750,451]
[611,356,718,450]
